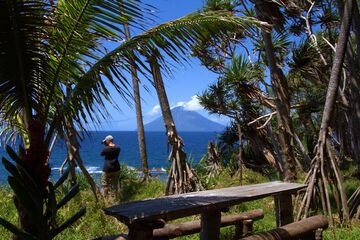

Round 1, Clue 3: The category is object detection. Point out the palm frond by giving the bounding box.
[0,0,51,123]
[56,11,268,131]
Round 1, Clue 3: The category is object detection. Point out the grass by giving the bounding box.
[0,168,359,240]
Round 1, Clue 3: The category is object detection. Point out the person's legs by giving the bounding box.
[101,172,110,196]
[108,171,120,197]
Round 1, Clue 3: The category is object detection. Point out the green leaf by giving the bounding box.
[54,167,70,189]
[50,207,86,238]
[5,145,24,167]
[0,217,37,240]
[57,183,80,209]
[8,177,43,230]
[2,157,22,184]
[3,148,40,197]
[46,182,58,228]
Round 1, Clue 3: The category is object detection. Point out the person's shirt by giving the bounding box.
[101,144,121,172]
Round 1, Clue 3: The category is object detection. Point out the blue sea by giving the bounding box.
[0,131,219,184]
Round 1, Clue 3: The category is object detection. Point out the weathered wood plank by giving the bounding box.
[95,210,264,240]
[200,210,221,240]
[241,215,329,240]
[274,192,293,227]
[128,220,165,240]
[104,182,305,224]
[152,209,263,239]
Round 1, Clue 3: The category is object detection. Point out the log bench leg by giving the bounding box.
[128,220,165,240]
[234,219,253,239]
[274,192,293,227]
[128,224,153,240]
[200,210,221,240]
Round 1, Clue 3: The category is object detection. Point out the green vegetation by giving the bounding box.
[1,168,359,240]
[1,0,360,238]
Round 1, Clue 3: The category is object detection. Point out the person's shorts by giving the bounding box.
[101,171,120,189]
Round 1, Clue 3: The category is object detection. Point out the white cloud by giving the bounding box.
[172,96,203,111]
[184,95,202,111]
[149,96,203,116]
[172,101,185,109]
[148,105,161,116]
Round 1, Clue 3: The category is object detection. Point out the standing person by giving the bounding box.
[101,135,121,197]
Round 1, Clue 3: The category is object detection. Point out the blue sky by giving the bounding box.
[94,0,230,131]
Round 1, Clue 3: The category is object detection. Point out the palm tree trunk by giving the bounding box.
[258,29,297,182]
[64,118,101,201]
[14,119,50,239]
[298,0,354,224]
[147,52,204,195]
[124,23,151,181]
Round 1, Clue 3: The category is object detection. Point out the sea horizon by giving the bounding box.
[0,131,220,184]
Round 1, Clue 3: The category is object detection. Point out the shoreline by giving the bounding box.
[0,165,168,186]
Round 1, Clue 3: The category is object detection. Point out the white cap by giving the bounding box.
[102,135,113,143]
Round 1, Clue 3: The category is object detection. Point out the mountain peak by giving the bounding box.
[145,108,224,132]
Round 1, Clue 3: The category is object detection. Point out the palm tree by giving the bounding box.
[148,51,204,195]
[123,23,151,182]
[1,0,262,237]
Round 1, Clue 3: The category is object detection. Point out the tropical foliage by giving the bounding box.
[196,0,360,223]
[0,0,265,238]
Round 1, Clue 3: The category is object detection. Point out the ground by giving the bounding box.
[0,169,359,239]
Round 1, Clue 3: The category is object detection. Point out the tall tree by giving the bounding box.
[1,0,261,236]
[123,23,151,181]
[297,0,354,224]
[148,51,204,195]
[199,55,281,175]
[253,0,297,182]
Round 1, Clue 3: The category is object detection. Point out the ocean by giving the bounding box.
[0,131,219,184]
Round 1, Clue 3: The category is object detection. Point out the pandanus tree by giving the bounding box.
[0,0,266,237]
[252,0,298,182]
[297,0,355,224]
[195,0,360,222]
[199,55,280,181]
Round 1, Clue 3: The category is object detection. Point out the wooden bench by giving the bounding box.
[242,215,328,240]
[94,209,264,240]
[103,182,306,240]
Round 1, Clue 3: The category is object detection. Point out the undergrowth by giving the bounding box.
[0,167,359,240]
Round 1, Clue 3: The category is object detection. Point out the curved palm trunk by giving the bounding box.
[148,53,204,195]
[297,0,354,224]
[124,23,151,181]
[64,118,101,201]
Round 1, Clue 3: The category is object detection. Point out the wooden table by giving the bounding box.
[104,181,306,240]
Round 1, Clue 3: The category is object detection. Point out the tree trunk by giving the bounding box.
[338,0,360,178]
[147,52,204,195]
[236,116,243,185]
[14,119,50,240]
[256,27,297,182]
[65,118,101,201]
[298,0,354,224]
[124,23,151,181]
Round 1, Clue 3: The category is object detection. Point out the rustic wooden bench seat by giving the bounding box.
[102,182,306,240]
[95,209,264,240]
[241,215,328,240]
